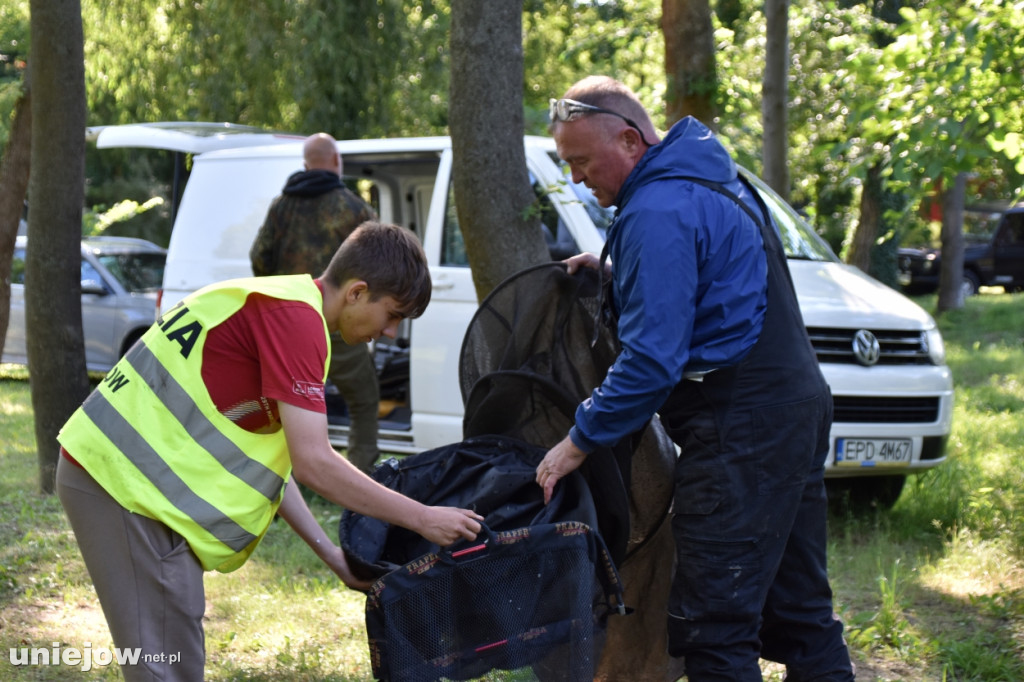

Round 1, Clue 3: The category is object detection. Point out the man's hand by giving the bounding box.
[564,252,612,276]
[536,435,588,504]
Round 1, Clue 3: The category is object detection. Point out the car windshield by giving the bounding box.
[963,210,1002,243]
[96,252,166,292]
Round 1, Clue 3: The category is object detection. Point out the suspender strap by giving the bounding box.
[676,174,772,231]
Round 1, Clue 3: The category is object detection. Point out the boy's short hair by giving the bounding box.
[322,221,432,318]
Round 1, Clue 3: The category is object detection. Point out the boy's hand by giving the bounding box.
[322,543,373,591]
[419,507,484,546]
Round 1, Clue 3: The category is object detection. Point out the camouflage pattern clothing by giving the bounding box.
[251,169,377,277]
[250,169,383,473]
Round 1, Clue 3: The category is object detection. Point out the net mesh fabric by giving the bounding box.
[460,263,632,565]
[340,435,601,582]
[367,524,609,682]
[459,262,619,446]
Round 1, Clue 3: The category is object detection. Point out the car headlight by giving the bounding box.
[925,326,946,365]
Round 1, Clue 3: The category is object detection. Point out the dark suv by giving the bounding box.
[898,203,1024,296]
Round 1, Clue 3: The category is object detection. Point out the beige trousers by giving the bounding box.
[56,455,207,681]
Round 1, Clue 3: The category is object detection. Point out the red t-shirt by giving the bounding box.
[63,283,328,464]
[201,290,329,432]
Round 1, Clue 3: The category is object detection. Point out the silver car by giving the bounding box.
[2,235,166,373]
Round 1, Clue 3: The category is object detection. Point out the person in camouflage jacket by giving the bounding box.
[251,133,382,473]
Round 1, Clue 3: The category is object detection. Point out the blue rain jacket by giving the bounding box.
[571,117,769,452]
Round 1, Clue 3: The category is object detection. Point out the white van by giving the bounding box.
[96,125,954,506]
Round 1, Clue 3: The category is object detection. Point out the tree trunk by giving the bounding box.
[27,0,90,493]
[662,0,718,130]
[848,162,881,273]
[936,172,967,314]
[762,0,790,200]
[0,67,32,359]
[449,0,547,302]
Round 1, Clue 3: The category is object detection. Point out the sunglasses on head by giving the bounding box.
[548,98,655,146]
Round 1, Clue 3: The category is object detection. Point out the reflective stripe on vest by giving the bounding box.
[110,341,284,502]
[58,275,329,572]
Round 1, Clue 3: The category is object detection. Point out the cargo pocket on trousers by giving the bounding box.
[673,460,724,517]
[752,396,821,496]
[673,535,762,621]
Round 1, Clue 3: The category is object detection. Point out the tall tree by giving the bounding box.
[662,0,718,129]
[0,65,30,359]
[846,160,882,273]
[27,0,90,492]
[451,7,684,678]
[0,0,30,358]
[845,0,1024,312]
[936,172,967,311]
[761,0,789,199]
[449,0,547,301]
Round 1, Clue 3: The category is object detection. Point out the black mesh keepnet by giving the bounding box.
[341,264,639,681]
[341,435,602,581]
[459,263,634,566]
[459,263,619,435]
[366,522,620,682]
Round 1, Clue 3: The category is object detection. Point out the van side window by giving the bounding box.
[440,179,581,266]
[11,248,26,285]
[534,181,581,261]
[441,183,469,267]
[1003,213,1024,245]
[342,177,382,219]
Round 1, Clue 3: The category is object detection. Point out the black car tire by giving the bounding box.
[826,475,906,513]
[962,270,981,297]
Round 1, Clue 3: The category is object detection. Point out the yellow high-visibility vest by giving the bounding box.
[58,276,329,572]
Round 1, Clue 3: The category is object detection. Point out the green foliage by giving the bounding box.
[845,0,1024,199]
[4,0,1022,283]
[831,292,1024,679]
[713,1,894,248]
[844,559,929,659]
[386,2,453,135]
[82,197,164,238]
[0,0,28,151]
[522,0,665,132]
[82,144,177,245]
[4,293,1024,679]
[79,0,410,138]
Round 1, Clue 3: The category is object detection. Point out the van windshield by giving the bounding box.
[743,172,838,263]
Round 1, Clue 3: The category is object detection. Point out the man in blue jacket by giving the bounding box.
[537,76,854,681]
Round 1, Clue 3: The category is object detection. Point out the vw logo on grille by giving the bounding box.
[852,329,880,366]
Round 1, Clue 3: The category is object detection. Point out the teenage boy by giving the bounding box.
[57,221,482,681]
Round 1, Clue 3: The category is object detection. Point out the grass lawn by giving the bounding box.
[2,290,1024,680]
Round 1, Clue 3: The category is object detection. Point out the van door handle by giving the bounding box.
[432,280,455,291]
